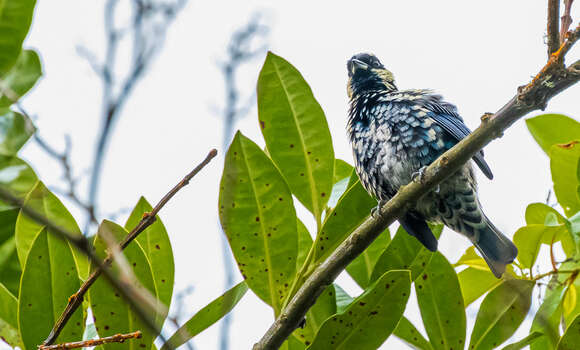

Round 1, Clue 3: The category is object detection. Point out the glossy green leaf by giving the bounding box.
[125,196,174,322]
[370,224,442,283]
[333,159,352,183]
[0,50,42,106]
[0,156,37,211]
[89,220,157,350]
[415,252,465,350]
[531,284,566,350]
[469,279,534,350]
[308,270,411,350]
[454,246,489,270]
[296,219,313,269]
[526,114,580,154]
[514,225,567,269]
[219,132,298,313]
[0,109,35,156]
[18,229,82,350]
[293,285,336,346]
[558,314,580,350]
[0,0,36,75]
[550,142,580,216]
[334,284,353,313]
[0,208,21,295]
[14,182,88,279]
[502,332,544,350]
[458,267,502,306]
[0,283,19,347]
[257,52,334,221]
[525,202,568,226]
[346,227,390,288]
[393,316,433,350]
[313,180,376,264]
[162,282,248,350]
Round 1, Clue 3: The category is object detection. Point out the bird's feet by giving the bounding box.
[411,166,428,183]
[371,200,387,218]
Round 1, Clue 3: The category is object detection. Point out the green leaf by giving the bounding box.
[257,52,334,221]
[293,285,336,346]
[454,246,489,270]
[219,132,298,313]
[281,336,307,350]
[18,229,83,350]
[0,209,22,295]
[308,270,411,350]
[531,284,566,350]
[526,114,580,154]
[525,203,568,226]
[0,109,35,156]
[0,50,42,106]
[415,252,465,350]
[0,283,19,347]
[502,332,544,350]
[89,220,157,350]
[125,196,175,322]
[370,224,443,283]
[0,156,37,211]
[314,180,376,264]
[333,159,353,183]
[162,282,248,350]
[296,219,313,269]
[469,279,534,350]
[458,267,502,306]
[0,0,36,75]
[514,224,568,269]
[550,142,580,216]
[393,316,433,350]
[558,314,580,350]
[346,227,390,288]
[15,182,88,279]
[334,284,353,313]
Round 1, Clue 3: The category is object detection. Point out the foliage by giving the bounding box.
[0,1,579,349]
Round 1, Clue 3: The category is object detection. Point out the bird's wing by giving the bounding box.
[423,94,494,180]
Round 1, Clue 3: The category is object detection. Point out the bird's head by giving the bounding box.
[347,53,397,98]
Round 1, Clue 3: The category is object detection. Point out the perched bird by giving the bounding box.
[346,53,517,278]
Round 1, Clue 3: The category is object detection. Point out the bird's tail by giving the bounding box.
[472,216,518,278]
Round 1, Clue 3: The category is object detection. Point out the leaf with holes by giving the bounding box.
[469,279,534,350]
[125,196,175,322]
[415,252,466,350]
[18,229,82,350]
[307,270,410,350]
[219,132,298,314]
[0,0,36,75]
[89,220,157,350]
[162,282,248,350]
[257,52,334,222]
[370,224,442,283]
[0,50,42,107]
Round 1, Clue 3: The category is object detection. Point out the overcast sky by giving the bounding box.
[17,1,580,349]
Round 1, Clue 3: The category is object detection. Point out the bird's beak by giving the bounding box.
[349,58,369,75]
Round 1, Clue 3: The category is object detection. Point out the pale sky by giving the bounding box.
[17,0,580,349]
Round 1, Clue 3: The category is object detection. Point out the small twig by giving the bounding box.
[43,149,217,346]
[548,0,561,56]
[533,269,580,281]
[560,0,575,44]
[38,331,142,350]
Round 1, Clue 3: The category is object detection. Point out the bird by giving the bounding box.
[345,52,517,278]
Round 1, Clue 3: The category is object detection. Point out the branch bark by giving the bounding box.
[42,149,217,346]
[547,0,560,56]
[39,331,142,350]
[253,23,580,350]
[561,0,575,43]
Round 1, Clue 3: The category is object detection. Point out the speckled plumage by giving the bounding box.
[346,53,517,278]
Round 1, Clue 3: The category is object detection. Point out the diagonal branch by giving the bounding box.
[42,149,218,346]
[39,331,142,350]
[253,23,580,350]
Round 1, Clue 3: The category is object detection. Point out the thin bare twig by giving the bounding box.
[39,331,142,350]
[560,0,575,44]
[42,149,218,346]
[547,0,560,56]
[253,23,580,350]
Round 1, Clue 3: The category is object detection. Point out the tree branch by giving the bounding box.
[42,148,217,346]
[547,0,560,56]
[252,23,580,350]
[39,331,142,350]
[561,0,575,43]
